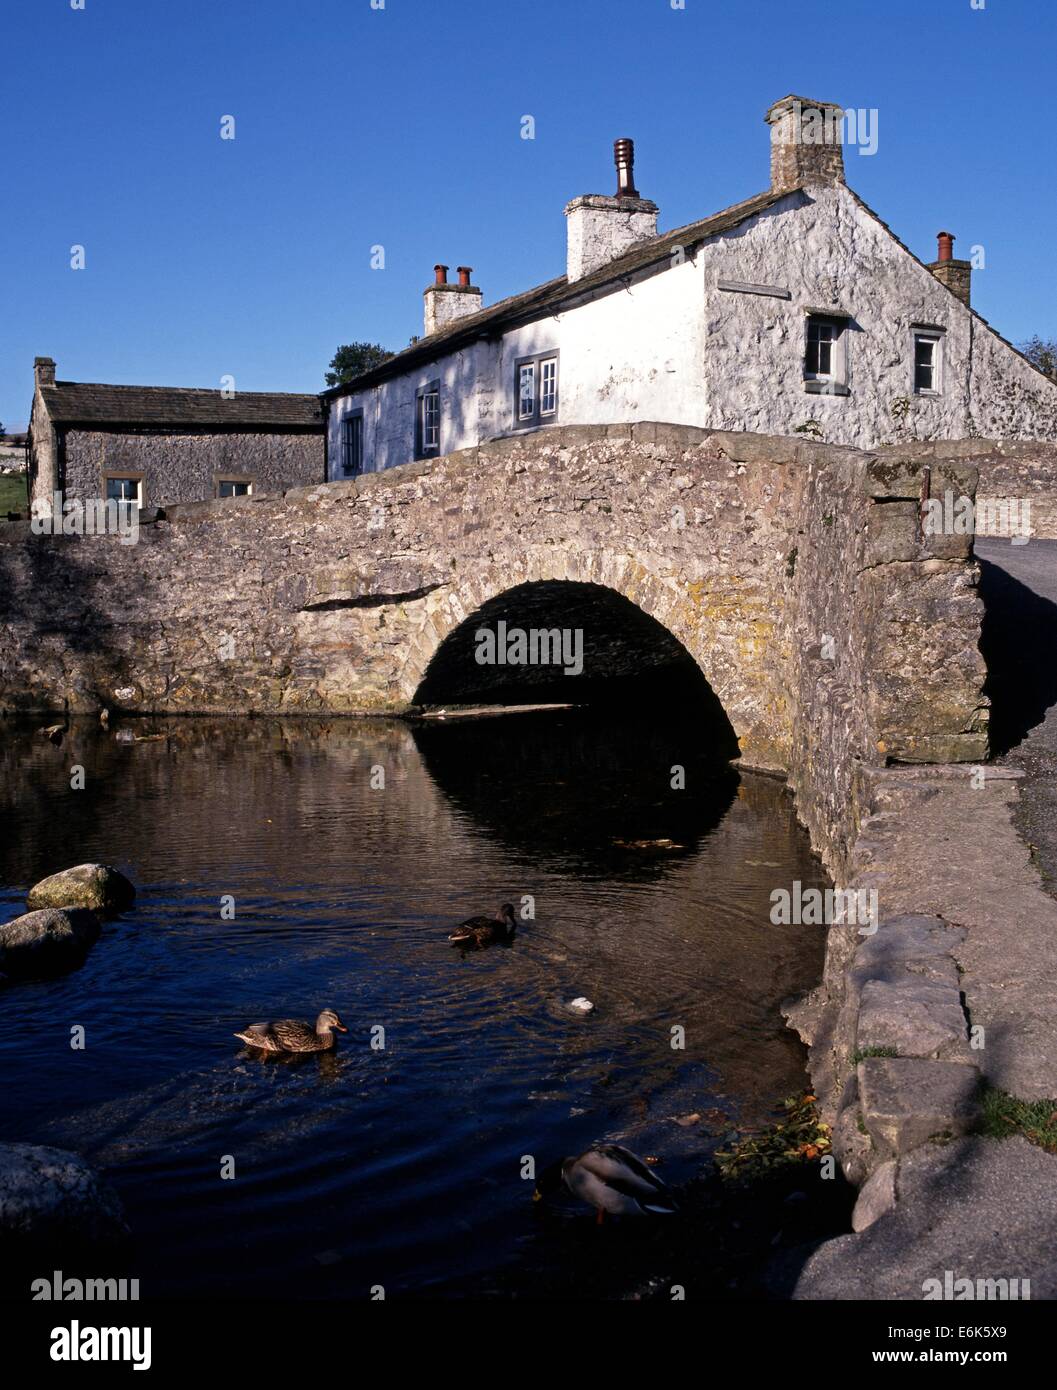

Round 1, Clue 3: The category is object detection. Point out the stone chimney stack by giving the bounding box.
[765,95,846,193]
[423,263,483,336]
[927,231,972,307]
[34,356,56,387]
[564,138,659,282]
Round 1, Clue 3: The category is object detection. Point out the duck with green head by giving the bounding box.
[534,1143,679,1223]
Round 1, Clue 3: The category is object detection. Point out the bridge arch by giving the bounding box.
[402,553,740,758]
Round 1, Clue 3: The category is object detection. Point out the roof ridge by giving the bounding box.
[842,185,1057,392]
[323,185,795,398]
[46,380,318,399]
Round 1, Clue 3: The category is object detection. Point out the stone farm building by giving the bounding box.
[28,356,324,514]
[323,95,1057,477]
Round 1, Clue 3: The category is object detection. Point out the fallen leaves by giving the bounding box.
[714,1093,832,1183]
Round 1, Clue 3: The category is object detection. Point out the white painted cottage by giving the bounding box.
[322,95,1057,476]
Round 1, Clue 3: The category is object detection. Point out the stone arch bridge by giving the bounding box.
[0,424,989,869]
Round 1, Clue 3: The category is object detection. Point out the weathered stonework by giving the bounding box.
[0,426,988,883]
[326,98,1057,477]
[26,358,325,512]
[877,437,1057,540]
[564,194,660,281]
[60,427,322,509]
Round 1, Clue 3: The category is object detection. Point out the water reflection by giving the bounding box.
[411,706,739,875]
[0,712,828,1298]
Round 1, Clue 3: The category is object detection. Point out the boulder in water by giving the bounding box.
[0,1143,128,1244]
[26,863,135,915]
[0,908,101,978]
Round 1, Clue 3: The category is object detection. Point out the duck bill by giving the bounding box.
[335,1024,348,1032]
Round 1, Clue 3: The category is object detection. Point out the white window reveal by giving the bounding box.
[416,381,441,458]
[806,319,835,377]
[104,475,142,507]
[518,363,536,421]
[540,357,557,416]
[218,479,252,498]
[342,412,364,475]
[513,351,559,428]
[913,330,944,395]
[803,312,850,396]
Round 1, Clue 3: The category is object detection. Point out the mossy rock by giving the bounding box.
[26,863,135,916]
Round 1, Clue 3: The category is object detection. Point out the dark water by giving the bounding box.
[0,710,828,1298]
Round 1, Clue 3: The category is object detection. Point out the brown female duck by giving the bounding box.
[234,1008,348,1053]
[448,903,517,948]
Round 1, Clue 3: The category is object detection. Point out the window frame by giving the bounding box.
[415,379,441,459]
[102,471,145,509]
[803,312,850,396]
[912,328,944,396]
[215,476,254,499]
[517,360,537,423]
[512,350,560,428]
[341,409,365,477]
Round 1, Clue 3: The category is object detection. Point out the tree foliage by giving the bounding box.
[324,342,394,387]
[1020,336,1057,379]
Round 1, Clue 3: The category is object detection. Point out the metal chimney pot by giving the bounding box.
[614,138,639,199]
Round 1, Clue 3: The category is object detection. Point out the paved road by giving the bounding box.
[794,539,1057,1298]
[978,536,1057,602]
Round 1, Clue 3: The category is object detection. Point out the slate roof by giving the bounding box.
[40,381,324,429]
[321,186,795,400]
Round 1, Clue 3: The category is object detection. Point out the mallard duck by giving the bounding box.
[448,903,517,948]
[534,1143,679,1222]
[234,1008,347,1053]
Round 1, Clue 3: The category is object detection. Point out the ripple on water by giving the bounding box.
[0,711,828,1296]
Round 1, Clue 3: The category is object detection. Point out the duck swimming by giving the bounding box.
[534,1143,679,1222]
[448,903,517,948]
[234,1008,348,1053]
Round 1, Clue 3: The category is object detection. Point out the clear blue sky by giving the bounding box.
[2,0,1055,430]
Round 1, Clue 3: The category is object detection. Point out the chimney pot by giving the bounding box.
[928,232,971,307]
[614,138,639,198]
[424,266,482,335]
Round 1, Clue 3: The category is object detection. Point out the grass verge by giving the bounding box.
[980,1086,1057,1153]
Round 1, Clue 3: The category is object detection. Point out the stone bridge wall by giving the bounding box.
[877,438,1057,540]
[0,424,988,876]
